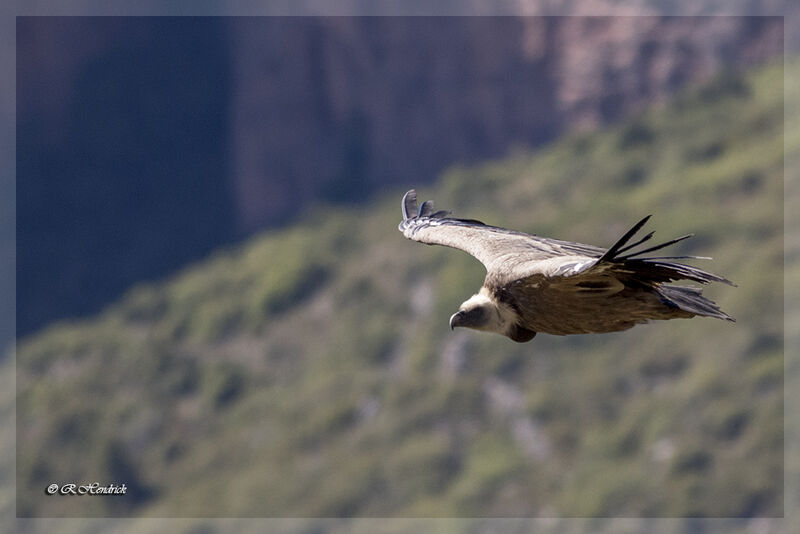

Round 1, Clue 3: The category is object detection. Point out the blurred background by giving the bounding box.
[15,15,784,337]
[7,11,796,531]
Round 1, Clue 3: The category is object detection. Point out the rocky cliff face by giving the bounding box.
[229,16,783,229]
[16,15,783,336]
[17,17,235,336]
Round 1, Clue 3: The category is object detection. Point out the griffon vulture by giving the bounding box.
[399,190,734,342]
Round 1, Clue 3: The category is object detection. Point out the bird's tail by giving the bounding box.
[658,285,735,322]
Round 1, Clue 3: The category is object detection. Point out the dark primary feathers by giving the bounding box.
[399,189,734,340]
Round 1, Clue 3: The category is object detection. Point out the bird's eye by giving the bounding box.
[468,307,486,322]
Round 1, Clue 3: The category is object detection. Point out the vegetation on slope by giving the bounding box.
[15,61,787,519]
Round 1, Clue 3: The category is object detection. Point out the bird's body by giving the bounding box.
[398,190,734,342]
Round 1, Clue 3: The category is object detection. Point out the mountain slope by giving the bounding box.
[17,16,784,338]
[14,60,788,519]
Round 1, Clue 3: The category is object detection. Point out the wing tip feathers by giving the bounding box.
[402,189,418,221]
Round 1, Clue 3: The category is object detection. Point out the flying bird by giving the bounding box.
[399,190,734,342]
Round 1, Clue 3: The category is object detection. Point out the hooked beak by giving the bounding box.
[449,310,466,330]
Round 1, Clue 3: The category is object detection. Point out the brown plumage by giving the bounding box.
[398,190,735,342]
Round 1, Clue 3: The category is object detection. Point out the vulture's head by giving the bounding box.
[449,288,536,343]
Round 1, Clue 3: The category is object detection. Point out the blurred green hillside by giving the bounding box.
[13,60,789,522]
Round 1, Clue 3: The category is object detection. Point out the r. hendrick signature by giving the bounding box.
[45,482,127,496]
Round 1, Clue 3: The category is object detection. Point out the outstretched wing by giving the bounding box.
[508,217,737,324]
[399,189,735,293]
[553,214,736,287]
[398,190,603,275]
